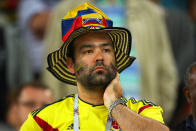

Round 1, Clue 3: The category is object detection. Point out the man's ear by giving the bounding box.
[67,57,75,74]
[184,87,192,104]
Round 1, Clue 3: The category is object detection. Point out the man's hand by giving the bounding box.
[103,73,122,109]
[103,73,169,131]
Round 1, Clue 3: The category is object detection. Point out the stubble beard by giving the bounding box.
[75,61,116,91]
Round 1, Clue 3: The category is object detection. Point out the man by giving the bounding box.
[5,82,53,130]
[21,3,169,130]
[42,0,178,122]
[172,62,196,131]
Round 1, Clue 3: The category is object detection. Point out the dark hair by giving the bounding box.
[184,62,196,88]
[6,81,50,106]
[67,40,75,62]
[4,81,50,119]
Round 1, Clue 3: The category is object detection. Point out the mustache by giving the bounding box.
[89,61,107,72]
[95,61,105,67]
[89,61,117,73]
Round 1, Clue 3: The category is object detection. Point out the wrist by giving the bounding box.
[108,98,126,116]
[104,95,118,109]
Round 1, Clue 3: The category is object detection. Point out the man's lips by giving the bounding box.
[93,66,106,71]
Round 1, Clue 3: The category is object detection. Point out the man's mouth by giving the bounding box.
[93,66,106,72]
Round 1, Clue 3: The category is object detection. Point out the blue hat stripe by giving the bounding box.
[61,19,75,38]
[76,8,96,16]
[106,19,113,27]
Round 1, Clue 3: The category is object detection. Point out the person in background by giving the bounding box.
[172,62,196,131]
[18,0,60,79]
[126,0,178,122]
[151,0,196,126]
[4,82,53,130]
[151,0,195,125]
[0,0,33,122]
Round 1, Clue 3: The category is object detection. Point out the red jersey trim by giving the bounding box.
[34,116,59,131]
[138,105,151,114]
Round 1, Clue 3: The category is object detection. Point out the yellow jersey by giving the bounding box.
[20,94,164,131]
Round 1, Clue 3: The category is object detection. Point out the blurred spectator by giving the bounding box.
[172,62,196,131]
[0,13,33,121]
[126,0,178,122]
[0,0,20,122]
[18,0,60,79]
[2,81,53,130]
[150,0,195,126]
[0,13,9,124]
[165,8,195,127]
[165,9,195,85]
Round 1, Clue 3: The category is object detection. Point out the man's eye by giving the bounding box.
[84,50,93,54]
[103,49,110,53]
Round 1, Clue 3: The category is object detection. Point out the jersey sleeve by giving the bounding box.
[20,113,43,131]
[139,106,164,124]
[126,97,165,124]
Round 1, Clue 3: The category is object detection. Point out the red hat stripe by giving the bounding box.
[74,16,83,30]
[62,16,82,42]
[102,17,107,27]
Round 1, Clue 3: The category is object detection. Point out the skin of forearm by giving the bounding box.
[111,104,170,131]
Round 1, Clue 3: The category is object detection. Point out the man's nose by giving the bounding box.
[95,49,104,62]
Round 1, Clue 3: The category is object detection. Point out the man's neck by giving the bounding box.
[77,83,105,105]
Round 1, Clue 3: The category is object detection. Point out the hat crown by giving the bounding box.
[61,3,113,42]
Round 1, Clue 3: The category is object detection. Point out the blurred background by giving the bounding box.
[0,0,195,130]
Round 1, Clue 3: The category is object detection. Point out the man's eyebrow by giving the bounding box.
[100,43,113,47]
[79,44,94,50]
[79,43,113,50]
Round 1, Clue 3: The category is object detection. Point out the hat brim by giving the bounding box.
[47,27,135,85]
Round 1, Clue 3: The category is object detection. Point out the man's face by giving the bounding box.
[72,32,117,89]
[16,86,53,126]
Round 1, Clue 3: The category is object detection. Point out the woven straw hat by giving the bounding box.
[47,3,135,85]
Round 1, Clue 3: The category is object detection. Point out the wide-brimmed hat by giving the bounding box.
[47,3,135,85]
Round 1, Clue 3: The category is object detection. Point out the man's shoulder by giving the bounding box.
[21,95,75,130]
[31,94,75,117]
[126,97,164,124]
[126,97,161,113]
